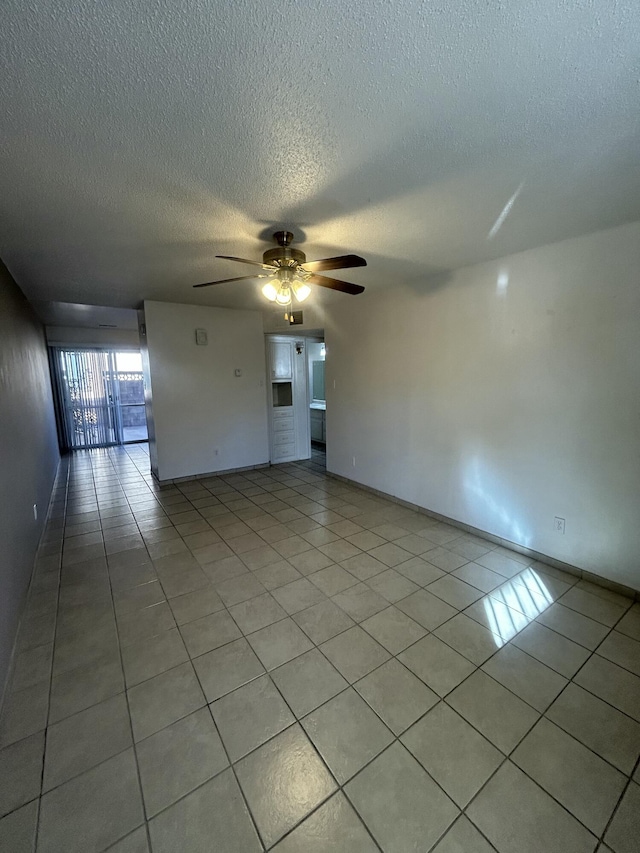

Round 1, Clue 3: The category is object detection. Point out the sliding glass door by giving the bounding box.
[113,352,148,443]
[51,348,147,449]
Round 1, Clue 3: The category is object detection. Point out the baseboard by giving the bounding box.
[153,461,271,486]
[328,471,640,601]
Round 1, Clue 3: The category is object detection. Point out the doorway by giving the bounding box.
[308,339,326,450]
[50,348,148,449]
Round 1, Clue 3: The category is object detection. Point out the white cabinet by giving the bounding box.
[271,409,295,460]
[310,408,326,443]
[269,341,292,380]
[266,336,310,463]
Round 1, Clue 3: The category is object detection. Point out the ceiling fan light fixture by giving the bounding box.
[292,281,311,302]
[275,285,292,305]
[261,282,278,301]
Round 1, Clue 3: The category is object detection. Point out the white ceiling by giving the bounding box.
[2,0,639,316]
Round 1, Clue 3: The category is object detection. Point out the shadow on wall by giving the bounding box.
[463,454,532,550]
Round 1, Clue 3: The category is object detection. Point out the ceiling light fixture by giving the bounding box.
[262,267,311,321]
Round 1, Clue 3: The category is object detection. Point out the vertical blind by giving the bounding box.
[50,348,120,449]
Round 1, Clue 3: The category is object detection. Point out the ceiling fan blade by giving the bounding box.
[308,273,365,295]
[216,255,276,270]
[302,254,367,272]
[193,274,267,288]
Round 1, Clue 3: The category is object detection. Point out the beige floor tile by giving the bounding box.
[127,660,206,741]
[121,627,188,687]
[136,707,228,816]
[431,815,496,853]
[0,681,49,748]
[0,800,38,853]
[193,637,265,702]
[537,602,609,649]
[512,718,626,835]
[43,693,131,791]
[512,621,591,677]
[355,658,438,734]
[402,702,503,807]
[321,626,390,683]
[168,584,224,625]
[49,655,124,723]
[236,724,337,847]
[597,631,640,677]
[396,588,457,630]
[434,613,500,665]
[301,688,393,783]
[428,574,485,610]
[559,586,630,627]
[271,648,347,717]
[180,609,241,657]
[308,565,359,596]
[271,578,327,614]
[0,732,44,819]
[211,675,295,761]
[361,605,427,654]
[447,670,539,753]
[149,769,261,853]
[399,633,476,696]
[332,582,389,622]
[546,682,640,774]
[247,617,314,670]
[467,761,596,853]
[368,568,419,602]
[38,749,144,853]
[270,791,378,852]
[346,742,459,853]
[292,598,355,644]
[604,781,640,853]
[482,643,567,712]
[574,655,640,722]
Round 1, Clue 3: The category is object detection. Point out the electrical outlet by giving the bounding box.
[554,516,566,534]
[352,456,356,467]
[214,448,219,456]
[33,503,37,521]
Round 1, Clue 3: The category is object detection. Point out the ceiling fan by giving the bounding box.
[193,231,366,321]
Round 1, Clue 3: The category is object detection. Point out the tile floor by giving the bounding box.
[1,443,640,852]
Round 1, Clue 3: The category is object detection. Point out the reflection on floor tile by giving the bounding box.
[2,443,636,852]
[235,724,337,847]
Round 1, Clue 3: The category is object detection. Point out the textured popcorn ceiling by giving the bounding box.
[1,0,639,312]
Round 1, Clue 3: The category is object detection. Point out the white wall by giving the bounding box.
[326,221,640,590]
[144,301,269,480]
[46,325,140,348]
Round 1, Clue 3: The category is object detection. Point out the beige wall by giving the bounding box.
[0,262,59,699]
[326,221,640,590]
[144,300,269,481]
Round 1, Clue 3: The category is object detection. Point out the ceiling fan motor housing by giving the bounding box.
[263,231,306,267]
